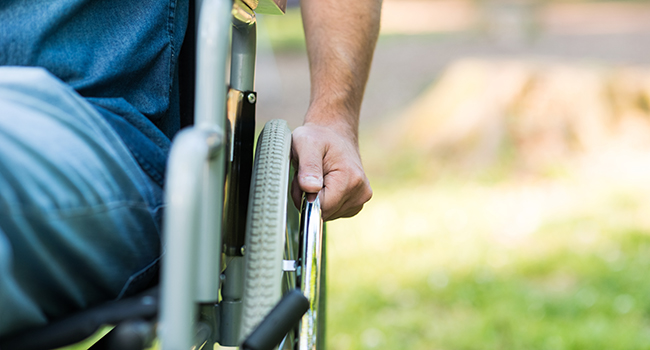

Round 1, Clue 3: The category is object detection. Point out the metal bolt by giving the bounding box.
[247,93,256,104]
[240,245,246,256]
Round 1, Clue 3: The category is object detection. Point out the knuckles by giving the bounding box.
[349,168,372,201]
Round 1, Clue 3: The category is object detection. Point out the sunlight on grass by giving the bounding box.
[326,175,650,349]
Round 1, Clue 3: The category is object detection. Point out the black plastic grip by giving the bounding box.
[242,289,309,350]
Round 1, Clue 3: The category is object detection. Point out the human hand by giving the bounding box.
[290,122,373,221]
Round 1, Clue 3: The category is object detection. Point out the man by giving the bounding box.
[0,0,378,337]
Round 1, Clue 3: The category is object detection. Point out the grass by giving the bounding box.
[325,169,650,349]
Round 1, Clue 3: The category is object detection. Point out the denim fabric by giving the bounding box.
[0,0,188,337]
[0,0,189,186]
[0,67,164,338]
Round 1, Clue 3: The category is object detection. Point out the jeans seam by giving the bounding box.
[116,255,161,300]
[130,146,165,187]
[168,0,177,97]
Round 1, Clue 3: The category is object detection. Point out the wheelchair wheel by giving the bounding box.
[240,119,293,341]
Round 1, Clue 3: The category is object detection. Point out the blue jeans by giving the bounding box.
[0,0,189,188]
[0,67,164,337]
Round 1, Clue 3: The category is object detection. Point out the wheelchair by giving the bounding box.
[0,0,326,349]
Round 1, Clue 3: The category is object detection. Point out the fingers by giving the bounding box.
[291,169,372,220]
[319,168,372,220]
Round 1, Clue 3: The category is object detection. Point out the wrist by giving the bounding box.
[303,107,359,145]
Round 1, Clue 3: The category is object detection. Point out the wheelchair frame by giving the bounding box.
[159,0,325,349]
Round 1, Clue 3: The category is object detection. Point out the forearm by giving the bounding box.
[299,0,382,140]
[292,0,379,219]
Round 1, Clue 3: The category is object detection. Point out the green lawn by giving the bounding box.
[326,173,650,350]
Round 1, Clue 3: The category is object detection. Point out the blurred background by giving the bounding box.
[256,1,650,349]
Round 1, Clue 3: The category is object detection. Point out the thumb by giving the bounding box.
[293,143,324,194]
